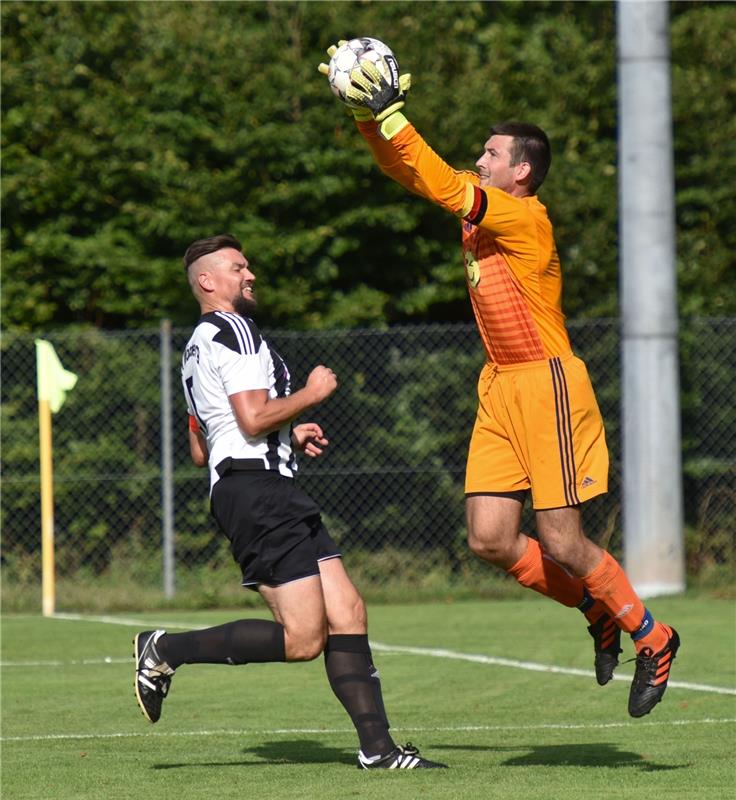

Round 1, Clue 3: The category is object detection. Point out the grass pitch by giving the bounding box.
[2,596,735,800]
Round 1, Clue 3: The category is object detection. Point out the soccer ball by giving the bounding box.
[327,37,396,107]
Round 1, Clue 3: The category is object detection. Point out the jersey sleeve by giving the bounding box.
[357,119,477,209]
[469,187,540,266]
[218,345,270,397]
[204,313,271,397]
[357,119,535,248]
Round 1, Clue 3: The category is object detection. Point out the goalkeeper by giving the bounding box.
[319,43,680,719]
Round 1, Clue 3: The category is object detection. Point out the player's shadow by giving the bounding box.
[153,738,353,770]
[439,742,685,772]
[244,739,355,765]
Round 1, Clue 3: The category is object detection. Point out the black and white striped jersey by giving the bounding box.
[181,310,297,490]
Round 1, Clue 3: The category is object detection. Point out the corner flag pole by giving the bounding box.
[38,395,55,616]
[35,340,78,617]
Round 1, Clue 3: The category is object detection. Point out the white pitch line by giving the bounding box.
[5,612,736,697]
[369,642,736,696]
[0,657,131,667]
[51,612,205,629]
[0,655,403,668]
[2,717,734,744]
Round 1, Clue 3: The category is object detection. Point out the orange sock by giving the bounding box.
[636,621,672,654]
[582,551,670,652]
[582,551,644,632]
[507,537,585,608]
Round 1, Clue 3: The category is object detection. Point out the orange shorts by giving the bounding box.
[465,353,609,509]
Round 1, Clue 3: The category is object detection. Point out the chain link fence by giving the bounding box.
[2,319,734,612]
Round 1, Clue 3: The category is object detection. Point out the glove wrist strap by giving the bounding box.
[351,107,374,122]
[378,111,410,141]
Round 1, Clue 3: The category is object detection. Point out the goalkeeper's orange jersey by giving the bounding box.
[357,120,572,366]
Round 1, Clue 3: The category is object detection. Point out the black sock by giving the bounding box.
[158,619,286,669]
[323,633,394,757]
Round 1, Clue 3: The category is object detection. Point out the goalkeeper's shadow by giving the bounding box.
[435,741,685,772]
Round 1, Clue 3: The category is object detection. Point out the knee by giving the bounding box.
[328,594,367,635]
[467,526,514,566]
[539,534,567,566]
[344,594,367,630]
[538,531,589,574]
[467,528,492,559]
[539,532,601,577]
[284,624,327,662]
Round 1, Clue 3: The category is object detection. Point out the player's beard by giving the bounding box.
[233,291,257,318]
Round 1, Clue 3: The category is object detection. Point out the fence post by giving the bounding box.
[160,319,175,598]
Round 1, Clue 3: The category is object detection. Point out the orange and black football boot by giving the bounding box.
[628,626,681,717]
[587,613,623,686]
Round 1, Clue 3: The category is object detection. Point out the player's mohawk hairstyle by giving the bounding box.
[183,234,243,271]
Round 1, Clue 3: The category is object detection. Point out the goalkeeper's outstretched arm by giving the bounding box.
[346,58,478,218]
[318,44,421,194]
[319,41,480,219]
[356,117,476,214]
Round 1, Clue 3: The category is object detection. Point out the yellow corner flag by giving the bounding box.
[35,339,78,413]
[35,339,77,616]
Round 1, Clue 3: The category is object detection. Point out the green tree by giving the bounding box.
[2,1,734,332]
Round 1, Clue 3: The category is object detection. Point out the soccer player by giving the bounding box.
[133,234,445,769]
[318,46,680,717]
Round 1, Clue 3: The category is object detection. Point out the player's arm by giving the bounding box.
[318,44,423,194]
[346,58,528,235]
[229,365,337,438]
[357,118,477,216]
[187,415,208,467]
[363,120,530,243]
[354,118,451,200]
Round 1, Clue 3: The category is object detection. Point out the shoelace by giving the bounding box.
[624,646,670,684]
[136,667,172,694]
[391,744,421,768]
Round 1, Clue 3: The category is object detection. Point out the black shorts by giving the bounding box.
[210,470,341,589]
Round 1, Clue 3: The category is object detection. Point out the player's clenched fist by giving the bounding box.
[306,365,337,402]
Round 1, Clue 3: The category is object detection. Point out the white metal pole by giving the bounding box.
[617,0,685,596]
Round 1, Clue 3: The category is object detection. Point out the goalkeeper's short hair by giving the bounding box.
[183,233,243,272]
[490,122,551,194]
